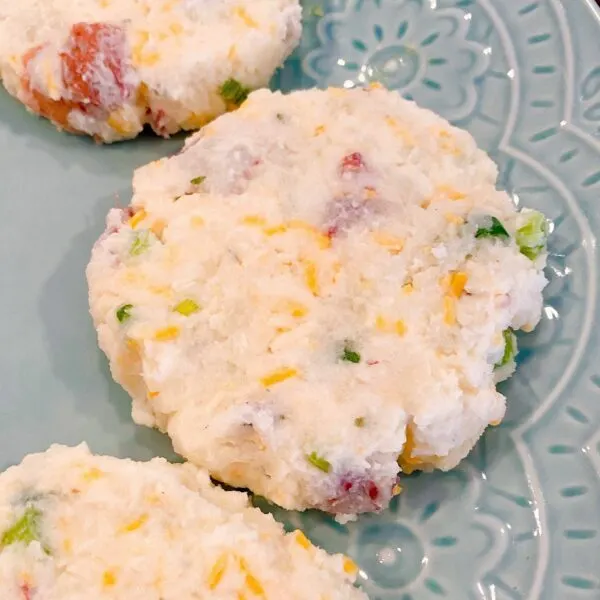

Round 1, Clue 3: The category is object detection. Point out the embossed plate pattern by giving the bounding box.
[1,0,599,598]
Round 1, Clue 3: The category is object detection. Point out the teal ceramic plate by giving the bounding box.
[1,0,599,597]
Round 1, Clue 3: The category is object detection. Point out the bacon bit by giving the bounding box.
[340,152,366,174]
[260,367,298,387]
[61,23,131,108]
[366,359,380,366]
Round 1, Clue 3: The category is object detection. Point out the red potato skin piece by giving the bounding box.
[60,23,132,108]
[322,474,395,514]
[325,152,373,238]
[21,45,78,131]
[21,23,133,132]
[20,583,32,600]
[147,107,169,137]
[340,152,366,173]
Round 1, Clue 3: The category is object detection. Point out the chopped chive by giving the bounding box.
[190,176,206,186]
[116,304,133,323]
[354,417,366,427]
[495,328,517,369]
[130,231,152,256]
[219,78,251,106]
[2,506,44,549]
[173,299,200,316]
[516,209,549,261]
[306,451,331,473]
[341,343,361,363]
[475,216,510,239]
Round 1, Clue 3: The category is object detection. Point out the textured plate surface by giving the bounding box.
[1,1,600,598]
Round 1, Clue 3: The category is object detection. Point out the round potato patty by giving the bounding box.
[0,444,365,599]
[87,87,549,514]
[0,0,301,142]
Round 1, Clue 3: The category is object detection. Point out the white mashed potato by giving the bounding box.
[87,87,549,514]
[0,444,365,599]
[0,0,301,142]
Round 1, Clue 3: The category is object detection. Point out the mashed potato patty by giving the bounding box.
[0,0,301,142]
[87,87,549,514]
[0,444,365,599]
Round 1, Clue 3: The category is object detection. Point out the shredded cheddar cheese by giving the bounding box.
[154,326,180,341]
[261,367,298,387]
[208,554,229,590]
